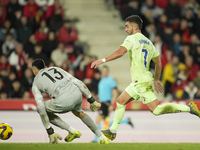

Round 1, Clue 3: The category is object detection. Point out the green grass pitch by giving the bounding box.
[0,143,200,150]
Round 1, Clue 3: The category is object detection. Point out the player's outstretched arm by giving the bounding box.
[32,85,63,144]
[91,46,127,69]
[152,55,164,94]
[65,72,101,111]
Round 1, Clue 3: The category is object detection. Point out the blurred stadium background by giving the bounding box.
[0,0,200,143]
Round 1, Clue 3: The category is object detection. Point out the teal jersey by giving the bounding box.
[121,33,159,84]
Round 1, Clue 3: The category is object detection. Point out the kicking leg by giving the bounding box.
[145,99,193,115]
[72,110,110,144]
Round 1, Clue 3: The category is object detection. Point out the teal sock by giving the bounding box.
[109,119,128,126]
[110,102,126,132]
[120,119,128,124]
[153,103,190,116]
[94,125,100,142]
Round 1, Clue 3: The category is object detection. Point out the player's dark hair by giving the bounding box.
[125,15,143,30]
[32,59,45,70]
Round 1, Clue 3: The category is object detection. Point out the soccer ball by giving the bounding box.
[0,123,13,140]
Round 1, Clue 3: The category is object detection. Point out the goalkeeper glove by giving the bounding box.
[87,97,101,112]
[47,127,63,144]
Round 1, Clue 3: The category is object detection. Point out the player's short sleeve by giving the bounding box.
[152,45,159,58]
[120,36,132,51]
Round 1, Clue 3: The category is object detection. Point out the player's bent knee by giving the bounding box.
[72,110,86,119]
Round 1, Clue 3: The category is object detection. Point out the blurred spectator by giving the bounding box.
[23,0,38,20]
[83,55,98,85]
[21,57,33,73]
[194,89,200,99]
[154,0,169,9]
[47,60,55,67]
[31,43,47,62]
[0,3,7,28]
[42,31,58,58]
[122,0,141,20]
[0,90,8,99]
[0,77,4,92]
[34,20,49,43]
[142,9,155,28]
[154,34,167,56]
[156,14,169,35]
[57,19,78,46]
[4,71,17,92]
[21,68,33,91]
[31,8,44,32]
[16,16,32,43]
[141,0,163,19]
[182,7,195,32]
[173,69,188,99]
[22,90,31,99]
[89,70,101,99]
[161,25,174,47]
[8,79,24,98]
[182,81,198,100]
[48,0,64,32]
[195,45,200,66]
[18,0,28,6]
[143,23,156,42]
[0,54,12,71]
[45,0,64,20]
[165,0,181,23]
[162,56,186,97]
[6,0,22,23]
[0,68,9,84]
[70,55,84,74]
[8,43,26,77]
[193,70,200,90]
[61,61,68,71]
[185,55,199,81]
[2,33,16,56]
[177,19,191,43]
[178,43,190,63]
[172,33,182,56]
[35,0,54,8]
[194,8,200,38]
[23,34,37,57]
[190,34,200,58]
[161,47,173,69]
[182,0,199,16]
[51,42,67,67]
[0,20,17,42]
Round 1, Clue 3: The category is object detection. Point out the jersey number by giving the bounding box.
[142,49,148,68]
[42,68,63,83]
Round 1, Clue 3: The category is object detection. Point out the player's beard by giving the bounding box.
[128,28,133,35]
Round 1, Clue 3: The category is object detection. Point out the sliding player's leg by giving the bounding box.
[146,100,200,117]
[72,110,110,144]
[46,111,81,142]
[137,81,195,116]
[45,100,81,142]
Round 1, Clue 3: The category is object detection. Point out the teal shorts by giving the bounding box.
[125,81,157,104]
